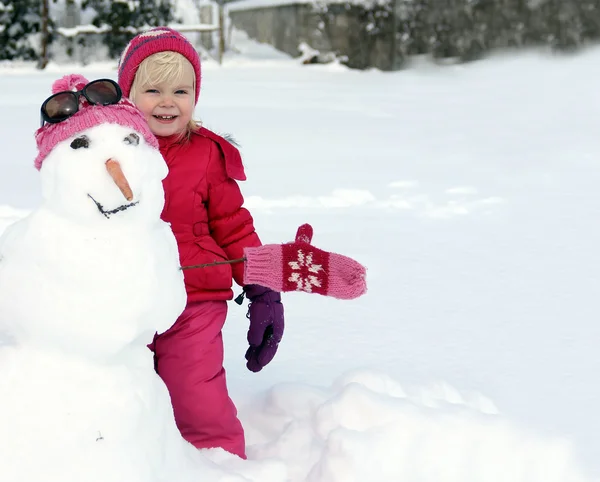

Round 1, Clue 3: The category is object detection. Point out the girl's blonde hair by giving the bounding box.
[129,51,200,137]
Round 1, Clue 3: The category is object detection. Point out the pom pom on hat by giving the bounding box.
[34,74,158,170]
[51,74,88,94]
[243,224,368,300]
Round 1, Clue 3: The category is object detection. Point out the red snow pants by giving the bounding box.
[149,301,246,459]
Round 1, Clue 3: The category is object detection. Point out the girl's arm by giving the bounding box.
[205,141,261,286]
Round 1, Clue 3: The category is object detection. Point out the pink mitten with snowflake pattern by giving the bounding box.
[243,224,367,300]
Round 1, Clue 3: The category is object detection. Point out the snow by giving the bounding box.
[225,0,312,11]
[0,32,599,481]
[225,0,390,13]
[55,23,219,38]
[240,372,590,482]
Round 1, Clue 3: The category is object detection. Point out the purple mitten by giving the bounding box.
[243,284,284,372]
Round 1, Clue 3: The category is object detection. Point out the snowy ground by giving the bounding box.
[1,33,599,481]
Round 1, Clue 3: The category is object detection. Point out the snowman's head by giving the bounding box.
[34,74,166,226]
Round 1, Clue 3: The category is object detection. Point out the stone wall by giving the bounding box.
[228,2,398,71]
[229,0,600,70]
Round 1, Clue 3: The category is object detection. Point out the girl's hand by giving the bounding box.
[243,284,284,372]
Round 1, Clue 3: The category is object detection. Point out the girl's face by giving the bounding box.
[133,61,195,138]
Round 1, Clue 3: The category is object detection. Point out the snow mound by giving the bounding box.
[242,369,590,482]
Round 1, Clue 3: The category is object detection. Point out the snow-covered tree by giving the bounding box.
[81,0,177,58]
[0,0,52,61]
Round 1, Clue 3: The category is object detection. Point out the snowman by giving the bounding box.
[0,74,268,482]
[0,75,185,359]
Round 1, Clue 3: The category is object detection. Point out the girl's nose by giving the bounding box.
[159,94,174,107]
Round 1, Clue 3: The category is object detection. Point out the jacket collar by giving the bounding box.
[157,133,186,150]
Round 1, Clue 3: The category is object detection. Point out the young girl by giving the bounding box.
[117,27,285,459]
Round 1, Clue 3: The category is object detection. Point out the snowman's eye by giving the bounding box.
[124,133,140,146]
[70,135,90,149]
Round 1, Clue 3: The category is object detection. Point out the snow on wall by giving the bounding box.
[226,0,390,13]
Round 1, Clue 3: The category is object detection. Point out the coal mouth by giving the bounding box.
[87,194,139,219]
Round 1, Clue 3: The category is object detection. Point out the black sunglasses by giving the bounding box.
[40,79,122,127]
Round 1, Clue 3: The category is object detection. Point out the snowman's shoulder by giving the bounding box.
[195,127,246,182]
[0,215,31,258]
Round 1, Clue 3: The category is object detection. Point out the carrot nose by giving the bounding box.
[105,159,133,201]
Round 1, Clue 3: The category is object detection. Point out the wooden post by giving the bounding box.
[218,3,225,65]
[227,12,234,50]
[390,0,398,70]
[38,0,50,69]
[64,0,78,59]
[199,4,214,50]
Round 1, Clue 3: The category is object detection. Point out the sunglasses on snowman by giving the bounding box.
[40,79,122,127]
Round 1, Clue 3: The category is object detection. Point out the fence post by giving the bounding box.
[218,2,226,64]
[199,4,214,51]
[391,0,398,69]
[38,0,50,69]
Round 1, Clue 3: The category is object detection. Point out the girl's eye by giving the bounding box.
[175,90,188,95]
[145,89,159,94]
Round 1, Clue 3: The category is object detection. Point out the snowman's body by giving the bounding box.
[0,205,182,359]
[0,123,218,481]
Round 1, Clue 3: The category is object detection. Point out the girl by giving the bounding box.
[117,27,285,459]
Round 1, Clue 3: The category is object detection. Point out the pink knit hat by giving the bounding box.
[34,74,158,170]
[243,224,368,300]
[117,27,201,104]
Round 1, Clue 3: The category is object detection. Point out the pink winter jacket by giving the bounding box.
[158,127,261,302]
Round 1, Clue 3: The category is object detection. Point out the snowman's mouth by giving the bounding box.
[87,194,139,219]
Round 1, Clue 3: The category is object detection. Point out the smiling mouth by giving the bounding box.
[88,194,139,219]
[153,114,178,122]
